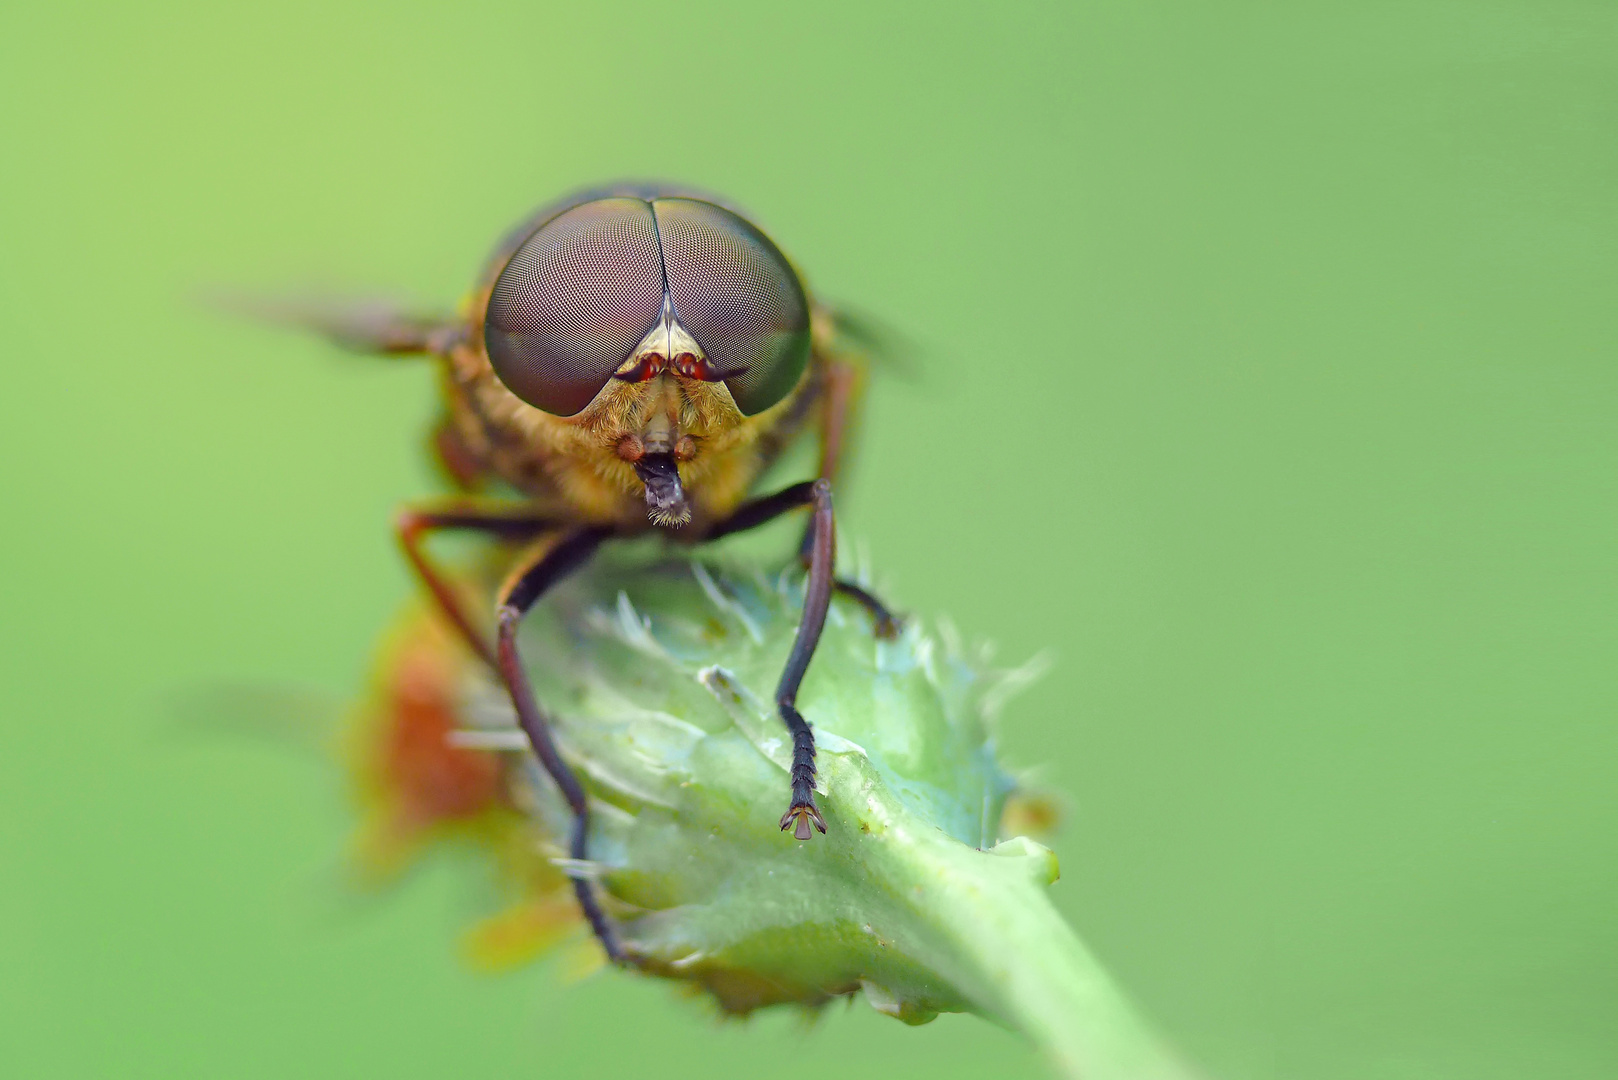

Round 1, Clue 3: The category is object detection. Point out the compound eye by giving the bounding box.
[652,198,810,416]
[484,197,665,416]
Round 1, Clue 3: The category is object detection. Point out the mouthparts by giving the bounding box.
[633,453,690,528]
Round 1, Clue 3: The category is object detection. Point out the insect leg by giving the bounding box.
[799,357,904,638]
[829,578,900,639]
[396,500,560,669]
[708,480,836,840]
[493,527,623,961]
[779,481,837,840]
[706,480,819,540]
[814,358,864,492]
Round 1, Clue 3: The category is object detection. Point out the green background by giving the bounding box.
[2,2,1613,1077]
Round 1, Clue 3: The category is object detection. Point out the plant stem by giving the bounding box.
[854,786,1200,1079]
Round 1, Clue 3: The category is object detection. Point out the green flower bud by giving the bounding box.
[361,556,1197,1080]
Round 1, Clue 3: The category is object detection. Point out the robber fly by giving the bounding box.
[276,184,896,962]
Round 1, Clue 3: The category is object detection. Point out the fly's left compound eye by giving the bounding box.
[483,197,666,416]
[652,198,811,416]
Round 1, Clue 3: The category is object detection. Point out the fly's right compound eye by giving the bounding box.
[484,197,667,417]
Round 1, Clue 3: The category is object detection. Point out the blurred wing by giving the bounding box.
[816,301,924,383]
[208,290,463,356]
[164,681,345,755]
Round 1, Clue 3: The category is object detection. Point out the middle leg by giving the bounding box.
[800,356,902,638]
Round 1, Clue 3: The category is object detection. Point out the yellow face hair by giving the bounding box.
[443,327,816,531]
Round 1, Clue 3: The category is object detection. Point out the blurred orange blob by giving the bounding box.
[380,624,502,823]
[350,608,508,875]
[349,602,586,967]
